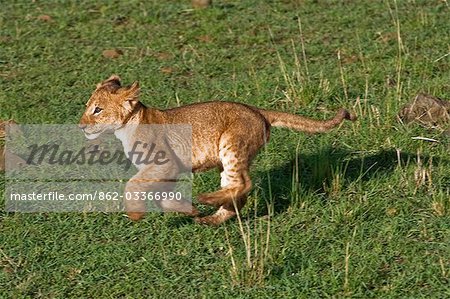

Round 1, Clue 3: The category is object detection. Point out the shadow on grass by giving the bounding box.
[166,146,448,227]
[252,147,449,217]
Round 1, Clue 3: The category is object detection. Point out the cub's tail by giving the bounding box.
[258,108,356,133]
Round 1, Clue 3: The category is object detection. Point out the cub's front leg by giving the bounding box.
[124,164,198,221]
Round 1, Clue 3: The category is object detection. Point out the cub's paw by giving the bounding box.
[126,212,145,221]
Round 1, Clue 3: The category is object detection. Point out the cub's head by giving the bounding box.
[79,75,140,139]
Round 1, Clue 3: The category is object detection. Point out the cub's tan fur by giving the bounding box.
[79,75,356,225]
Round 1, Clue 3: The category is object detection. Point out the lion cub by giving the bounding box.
[79,75,355,225]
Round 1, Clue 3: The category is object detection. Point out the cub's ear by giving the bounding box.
[121,81,140,111]
[122,81,140,102]
[96,75,121,89]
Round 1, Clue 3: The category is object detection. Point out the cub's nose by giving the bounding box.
[78,124,87,130]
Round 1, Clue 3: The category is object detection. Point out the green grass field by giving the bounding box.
[1,0,450,298]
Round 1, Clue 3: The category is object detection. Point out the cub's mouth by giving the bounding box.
[83,131,102,140]
[80,126,104,140]
[81,124,117,140]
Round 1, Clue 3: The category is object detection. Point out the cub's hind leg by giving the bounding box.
[194,171,250,226]
[197,132,253,207]
[195,133,253,225]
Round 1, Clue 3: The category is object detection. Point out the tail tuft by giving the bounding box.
[339,108,357,122]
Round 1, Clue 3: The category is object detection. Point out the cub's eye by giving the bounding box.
[93,107,103,115]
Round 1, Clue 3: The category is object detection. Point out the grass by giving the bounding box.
[1,0,450,297]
